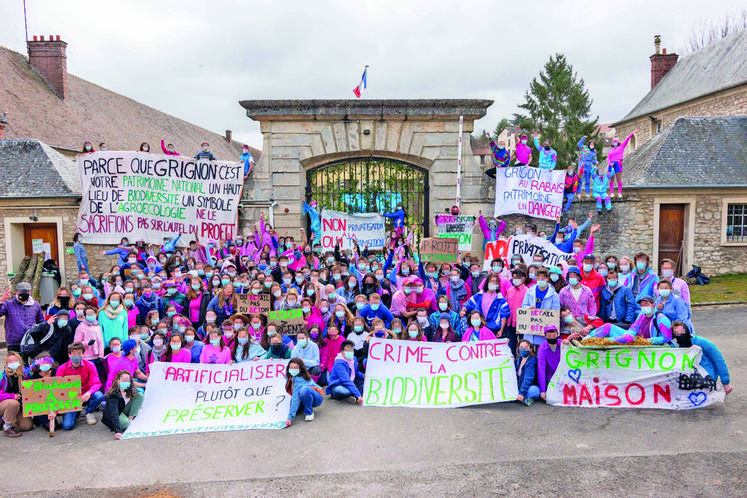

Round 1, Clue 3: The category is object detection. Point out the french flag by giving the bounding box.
[352,66,369,98]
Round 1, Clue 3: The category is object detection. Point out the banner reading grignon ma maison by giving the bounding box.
[76,151,244,245]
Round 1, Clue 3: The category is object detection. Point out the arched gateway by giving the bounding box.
[238,99,493,245]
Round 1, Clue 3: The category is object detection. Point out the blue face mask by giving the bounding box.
[118,381,131,390]
[519,349,530,358]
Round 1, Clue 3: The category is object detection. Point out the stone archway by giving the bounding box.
[238,99,493,236]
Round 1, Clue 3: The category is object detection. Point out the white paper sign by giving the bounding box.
[494,166,565,220]
[76,151,244,245]
[320,209,386,250]
[363,339,518,408]
[122,361,291,439]
[546,345,726,409]
[482,235,572,270]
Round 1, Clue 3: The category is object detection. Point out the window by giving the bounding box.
[480,154,485,165]
[726,203,747,242]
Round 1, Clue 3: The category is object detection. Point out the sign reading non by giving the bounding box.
[517,308,561,336]
[420,237,458,263]
[21,375,82,417]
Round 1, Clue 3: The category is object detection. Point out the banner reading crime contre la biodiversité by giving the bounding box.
[122,361,290,439]
[76,151,244,245]
[494,166,565,220]
[363,339,518,408]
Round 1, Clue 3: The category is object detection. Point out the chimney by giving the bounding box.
[650,35,678,89]
[225,129,232,143]
[0,112,7,140]
[27,35,68,99]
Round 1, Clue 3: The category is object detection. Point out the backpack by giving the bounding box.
[20,323,55,357]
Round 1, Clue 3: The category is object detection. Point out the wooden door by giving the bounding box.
[658,204,685,275]
[23,224,58,262]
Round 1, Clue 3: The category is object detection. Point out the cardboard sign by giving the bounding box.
[268,308,305,337]
[363,339,518,408]
[517,308,560,336]
[546,345,726,409]
[21,375,82,417]
[236,293,271,316]
[494,166,565,220]
[76,151,244,244]
[420,237,458,263]
[122,361,290,438]
[436,215,476,252]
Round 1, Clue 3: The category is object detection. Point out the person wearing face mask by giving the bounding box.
[462,312,497,342]
[430,296,462,333]
[232,327,265,362]
[161,333,191,363]
[194,141,216,161]
[606,130,638,198]
[262,335,292,360]
[477,210,506,250]
[576,135,599,197]
[327,340,365,403]
[79,140,95,155]
[120,253,145,281]
[359,293,394,329]
[536,325,562,401]
[579,254,605,308]
[1,282,44,354]
[563,165,580,212]
[559,266,597,321]
[161,280,186,314]
[532,132,557,170]
[432,315,460,343]
[657,259,691,307]
[462,274,510,337]
[28,353,59,432]
[285,358,325,425]
[670,321,732,396]
[160,134,180,156]
[56,342,104,429]
[547,266,567,293]
[182,277,211,329]
[504,269,529,353]
[515,340,540,406]
[199,330,232,364]
[98,292,129,347]
[0,352,33,437]
[102,370,144,440]
[587,295,672,344]
[135,283,164,325]
[484,133,511,177]
[520,268,561,346]
[599,269,637,328]
[47,287,73,315]
[591,164,615,214]
[347,317,370,353]
[514,134,532,166]
[653,279,692,331]
[291,331,321,376]
[21,308,75,366]
[405,276,436,317]
[445,267,470,311]
[72,306,104,378]
[623,252,659,307]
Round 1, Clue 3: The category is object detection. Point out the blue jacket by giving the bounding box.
[655,294,692,326]
[691,335,730,385]
[105,246,132,267]
[577,137,599,168]
[162,234,181,254]
[359,304,394,329]
[592,166,614,197]
[550,218,590,253]
[135,293,164,324]
[240,152,254,175]
[290,341,321,368]
[463,292,510,330]
[74,242,88,271]
[188,340,205,363]
[288,376,323,420]
[521,284,561,311]
[382,209,406,228]
[515,356,538,397]
[326,357,363,398]
[624,268,659,304]
[600,284,637,324]
[533,137,557,170]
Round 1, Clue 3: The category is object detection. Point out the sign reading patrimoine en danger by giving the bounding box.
[76,151,244,245]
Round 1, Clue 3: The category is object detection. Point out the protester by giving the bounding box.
[102,370,144,439]
[285,358,324,425]
[606,129,638,197]
[537,325,561,401]
[0,282,44,353]
[515,340,539,406]
[532,132,557,170]
[326,340,364,404]
[194,141,216,161]
[577,136,599,197]
[0,352,33,437]
[56,342,104,429]
[671,321,731,395]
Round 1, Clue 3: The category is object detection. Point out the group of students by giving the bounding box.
[485,129,640,214]
[0,207,733,438]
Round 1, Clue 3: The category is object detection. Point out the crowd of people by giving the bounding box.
[0,199,733,438]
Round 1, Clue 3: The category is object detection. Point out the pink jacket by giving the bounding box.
[323,335,345,372]
[160,139,180,156]
[57,359,101,397]
[461,326,496,342]
[515,142,532,165]
[74,320,104,360]
[389,290,409,316]
[558,285,598,318]
[163,348,192,363]
[506,284,528,327]
[607,132,635,163]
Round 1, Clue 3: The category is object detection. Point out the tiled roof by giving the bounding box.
[622,116,747,187]
[617,29,747,124]
[0,46,260,160]
[0,139,80,198]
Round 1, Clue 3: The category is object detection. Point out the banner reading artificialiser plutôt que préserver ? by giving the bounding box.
[76,151,244,245]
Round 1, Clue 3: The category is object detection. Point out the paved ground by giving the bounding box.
[2,306,745,497]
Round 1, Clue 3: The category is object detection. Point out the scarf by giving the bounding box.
[448,280,467,311]
[102,304,125,320]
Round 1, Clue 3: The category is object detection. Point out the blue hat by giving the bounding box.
[566,266,581,276]
[122,339,138,355]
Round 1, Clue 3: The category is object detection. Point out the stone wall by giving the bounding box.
[690,193,747,276]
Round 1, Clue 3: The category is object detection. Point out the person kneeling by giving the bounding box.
[56,342,104,430]
[671,321,732,396]
[102,370,144,439]
[285,358,324,426]
[326,340,364,404]
[515,340,540,406]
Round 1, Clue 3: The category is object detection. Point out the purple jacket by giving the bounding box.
[536,340,561,393]
[558,285,597,318]
[0,298,44,346]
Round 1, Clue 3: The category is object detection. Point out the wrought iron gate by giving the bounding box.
[305,158,429,241]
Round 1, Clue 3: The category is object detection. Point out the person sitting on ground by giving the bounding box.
[326,340,364,404]
[537,325,561,401]
[291,331,321,377]
[285,358,325,426]
[102,370,144,440]
[56,342,104,430]
[515,339,540,406]
[0,352,33,437]
[670,321,732,396]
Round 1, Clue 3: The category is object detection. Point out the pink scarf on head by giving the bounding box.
[336,352,355,381]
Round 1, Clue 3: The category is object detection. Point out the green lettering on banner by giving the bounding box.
[268,309,303,320]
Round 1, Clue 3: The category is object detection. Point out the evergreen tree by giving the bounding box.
[516,53,600,168]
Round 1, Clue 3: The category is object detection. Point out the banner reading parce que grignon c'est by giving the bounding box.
[363,339,518,408]
[76,151,244,245]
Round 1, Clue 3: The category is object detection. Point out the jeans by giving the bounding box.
[330,377,365,400]
[581,167,593,194]
[563,192,576,212]
[527,385,540,400]
[61,391,104,431]
[296,386,324,416]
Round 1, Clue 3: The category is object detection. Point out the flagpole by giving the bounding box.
[456,115,463,209]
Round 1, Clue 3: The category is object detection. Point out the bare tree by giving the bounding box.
[687,9,747,52]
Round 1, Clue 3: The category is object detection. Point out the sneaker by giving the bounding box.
[86,413,97,425]
[523,397,534,407]
[305,414,315,422]
[4,426,22,437]
[597,210,602,215]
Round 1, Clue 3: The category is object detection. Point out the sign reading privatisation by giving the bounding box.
[436,215,476,252]
[320,209,386,250]
[21,376,82,417]
[482,235,572,270]
[494,166,565,220]
[76,151,244,245]
[363,339,518,408]
[546,345,726,409]
[122,361,290,439]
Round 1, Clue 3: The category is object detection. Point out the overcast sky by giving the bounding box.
[1,0,744,149]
